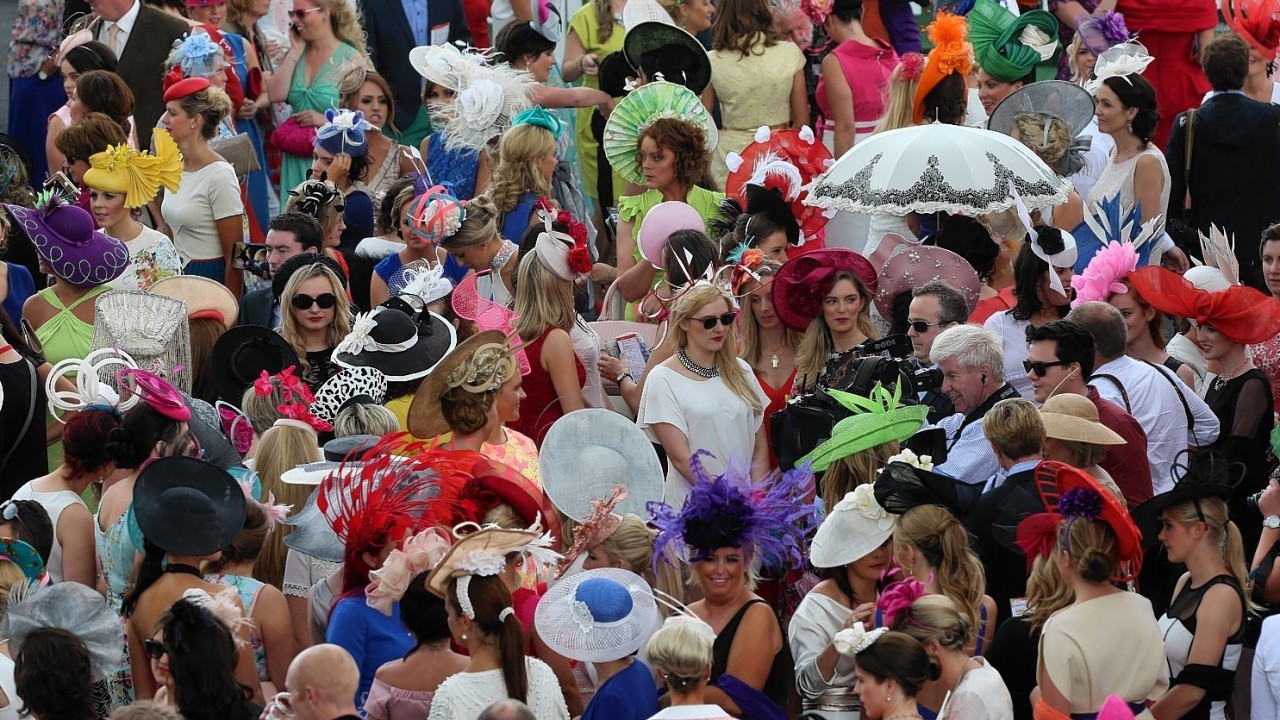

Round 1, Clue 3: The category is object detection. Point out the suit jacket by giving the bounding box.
[361,0,472,131]
[239,285,278,329]
[88,6,190,151]
[967,468,1048,627]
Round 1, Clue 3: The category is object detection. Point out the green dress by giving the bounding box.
[35,284,111,469]
[280,42,360,197]
[617,186,724,319]
[568,6,625,205]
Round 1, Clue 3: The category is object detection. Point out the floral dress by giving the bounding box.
[106,227,183,291]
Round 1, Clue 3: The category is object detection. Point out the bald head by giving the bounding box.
[479,700,537,720]
[285,645,358,720]
[1065,301,1128,362]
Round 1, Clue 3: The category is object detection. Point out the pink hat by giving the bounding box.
[637,201,705,270]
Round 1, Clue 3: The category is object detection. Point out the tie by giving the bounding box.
[106,23,120,56]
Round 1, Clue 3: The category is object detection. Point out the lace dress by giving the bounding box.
[427,657,569,720]
[1250,335,1280,414]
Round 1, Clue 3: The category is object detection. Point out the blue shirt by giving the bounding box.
[325,595,415,714]
[582,659,659,720]
[400,0,428,46]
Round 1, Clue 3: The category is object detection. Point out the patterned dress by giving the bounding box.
[95,510,138,708]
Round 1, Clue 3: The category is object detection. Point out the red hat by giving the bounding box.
[1128,265,1280,345]
[163,77,211,103]
[1223,0,1280,58]
[724,126,834,250]
[1044,460,1142,582]
[771,248,877,332]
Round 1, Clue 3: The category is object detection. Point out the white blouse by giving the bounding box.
[428,657,569,720]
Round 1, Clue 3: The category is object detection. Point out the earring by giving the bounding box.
[461,633,467,640]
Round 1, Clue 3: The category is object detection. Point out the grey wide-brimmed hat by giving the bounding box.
[283,487,343,563]
[539,409,663,522]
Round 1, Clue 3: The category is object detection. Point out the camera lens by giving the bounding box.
[1249,491,1263,510]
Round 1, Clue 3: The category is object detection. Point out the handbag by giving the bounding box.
[273,115,317,157]
[209,133,262,178]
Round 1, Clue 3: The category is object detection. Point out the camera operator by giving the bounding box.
[906,281,971,421]
[929,324,1020,483]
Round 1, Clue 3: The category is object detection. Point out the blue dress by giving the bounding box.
[424,131,480,201]
[502,192,539,244]
[373,252,468,292]
[222,31,270,242]
[326,594,414,713]
[582,659,659,720]
[3,263,35,325]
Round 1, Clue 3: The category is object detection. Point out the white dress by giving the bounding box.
[938,658,1014,720]
[571,317,605,408]
[636,359,769,508]
[982,310,1033,400]
[0,653,20,720]
[1086,146,1172,224]
[427,657,569,720]
[789,591,861,719]
[10,482,87,584]
[105,225,183,291]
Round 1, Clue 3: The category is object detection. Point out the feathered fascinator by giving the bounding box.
[802,0,834,26]
[366,527,453,615]
[176,587,254,648]
[724,127,834,248]
[1223,0,1280,58]
[1084,42,1153,95]
[407,185,466,246]
[648,452,819,573]
[913,13,973,123]
[1076,11,1131,56]
[1128,265,1280,345]
[1070,241,1138,306]
[46,348,138,421]
[169,30,228,79]
[84,131,182,209]
[558,485,628,576]
[317,434,441,553]
[1069,193,1160,277]
[1197,225,1241,288]
[421,447,562,542]
[718,246,772,296]
[314,109,373,158]
[287,178,345,218]
[437,59,535,152]
[3,582,122,680]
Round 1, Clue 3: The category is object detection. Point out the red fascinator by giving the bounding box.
[1014,512,1061,571]
[163,77,211,103]
[1128,266,1280,345]
[1224,0,1280,58]
[724,126,834,252]
[116,368,191,421]
[317,434,439,555]
[423,448,562,544]
[771,248,878,332]
[1044,460,1142,582]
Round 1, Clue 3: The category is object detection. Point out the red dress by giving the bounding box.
[1116,0,1216,149]
[510,327,586,447]
[757,367,797,470]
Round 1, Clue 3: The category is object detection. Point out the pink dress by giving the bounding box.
[365,678,435,719]
[815,39,899,145]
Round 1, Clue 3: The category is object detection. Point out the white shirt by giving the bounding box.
[939,658,1015,720]
[935,411,1002,486]
[1252,615,1280,717]
[984,458,1040,494]
[1088,355,1220,493]
[98,0,141,51]
[983,311,1034,400]
[1071,117,1115,204]
[429,658,569,720]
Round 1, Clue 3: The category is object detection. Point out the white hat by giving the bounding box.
[810,485,895,569]
[539,409,664,522]
[534,568,661,663]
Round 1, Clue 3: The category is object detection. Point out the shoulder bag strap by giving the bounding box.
[1090,374,1131,412]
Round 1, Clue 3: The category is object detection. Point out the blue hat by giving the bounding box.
[314,109,371,157]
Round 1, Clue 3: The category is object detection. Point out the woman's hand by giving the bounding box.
[596,96,615,121]
[326,154,352,186]
[580,53,601,76]
[1161,245,1190,273]
[287,25,306,56]
[847,601,877,630]
[238,98,258,120]
[294,109,327,128]
[598,354,628,380]
[590,262,616,285]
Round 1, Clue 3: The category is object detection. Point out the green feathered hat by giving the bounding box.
[800,383,929,472]
[969,0,1060,84]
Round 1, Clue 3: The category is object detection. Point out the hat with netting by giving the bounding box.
[91,290,192,393]
[534,568,661,662]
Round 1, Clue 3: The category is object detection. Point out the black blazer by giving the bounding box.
[362,0,472,132]
[239,285,278,329]
[87,6,191,151]
[967,468,1048,627]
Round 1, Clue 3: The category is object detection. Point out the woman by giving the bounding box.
[1109,280,1195,386]
[911,13,971,128]
[1033,462,1165,719]
[224,0,278,74]
[969,0,1057,117]
[637,284,770,506]
[563,0,627,210]
[265,0,364,197]
[338,62,415,207]
[648,460,815,718]
[735,258,798,467]
[369,185,464,307]
[0,315,49,492]
[46,41,123,174]
[277,262,351,391]
[441,196,520,306]
[425,527,571,720]
[12,628,96,720]
[309,109,376,249]
[83,134,184,291]
[657,0,716,31]
[69,71,136,142]
[284,178,353,281]
[151,593,260,720]
[815,0,899,157]
[411,44,490,201]
[495,24,613,115]
[790,485,895,719]
[160,78,245,295]
[1038,394,1128,501]
[875,52,927,134]
[773,248,880,393]
[488,118,560,243]
[893,504,998,657]
[983,232,1076,399]
[1086,62,1170,231]
[1252,224,1280,408]
[704,0,806,186]
[850,629,940,720]
[646,617,734,720]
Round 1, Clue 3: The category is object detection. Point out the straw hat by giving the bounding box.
[407,330,517,438]
[534,568,661,663]
[150,275,239,329]
[426,526,560,598]
[1039,394,1125,445]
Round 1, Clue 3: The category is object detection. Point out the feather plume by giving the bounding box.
[1198,225,1240,287]
[927,12,973,79]
[1070,241,1138,306]
[748,153,804,202]
[317,433,440,552]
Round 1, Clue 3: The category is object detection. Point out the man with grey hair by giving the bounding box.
[929,324,1022,483]
[1066,302,1219,492]
[478,700,537,720]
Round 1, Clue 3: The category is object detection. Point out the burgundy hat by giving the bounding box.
[164,77,211,103]
[771,248,877,332]
[4,196,128,287]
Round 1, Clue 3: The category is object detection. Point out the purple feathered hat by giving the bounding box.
[4,191,129,287]
[647,451,820,573]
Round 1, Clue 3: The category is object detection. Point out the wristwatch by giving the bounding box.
[616,371,633,384]
[1266,515,1280,529]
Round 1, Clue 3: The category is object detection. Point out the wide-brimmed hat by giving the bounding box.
[540,409,664,522]
[871,236,981,322]
[811,485,896,568]
[334,307,457,382]
[92,290,193,393]
[800,385,929,472]
[423,449,562,542]
[310,367,389,426]
[1130,450,1243,549]
[1047,460,1142,580]
[409,43,481,91]
[874,459,983,516]
[0,537,45,581]
[426,526,560,597]
[623,22,711,94]
[408,330,517,438]
[988,81,1094,177]
[1225,0,1280,58]
[283,487,343,562]
[1128,266,1280,345]
[534,568,661,663]
[150,275,240,329]
[603,80,717,187]
[772,248,878,332]
[209,326,302,403]
[133,457,246,556]
[4,194,129,287]
[1040,394,1125,446]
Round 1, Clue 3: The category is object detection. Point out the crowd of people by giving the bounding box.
[7,0,1280,718]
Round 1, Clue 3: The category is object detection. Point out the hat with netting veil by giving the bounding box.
[3,582,122,681]
[91,289,193,393]
[534,568,662,663]
[988,81,1094,176]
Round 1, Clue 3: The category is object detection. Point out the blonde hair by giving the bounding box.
[895,505,986,634]
[591,0,621,43]
[821,441,899,514]
[252,425,323,588]
[892,594,974,653]
[285,179,344,239]
[514,254,576,340]
[333,403,399,437]
[646,620,714,695]
[593,514,656,574]
[1066,34,1088,85]
[444,194,501,252]
[982,398,1043,459]
[278,263,352,379]
[875,61,924,133]
[1164,497,1257,611]
[1026,552,1072,632]
[0,559,27,606]
[1012,113,1072,168]
[794,272,879,389]
[317,0,368,55]
[488,124,555,216]
[178,87,234,141]
[1058,516,1118,584]
[241,381,288,436]
[737,262,800,367]
[667,284,762,413]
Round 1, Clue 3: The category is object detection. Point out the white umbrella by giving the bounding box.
[804,123,1072,216]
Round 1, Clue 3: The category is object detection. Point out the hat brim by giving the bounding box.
[1052,461,1142,568]
[623,22,711,95]
[539,409,664,521]
[772,249,879,332]
[133,457,246,556]
[534,568,661,662]
[802,406,929,472]
[150,275,240,328]
[426,527,545,597]
[810,513,895,568]
[283,487,344,563]
[872,243,982,321]
[1040,412,1125,445]
[209,326,302,404]
[5,203,130,287]
[334,312,458,382]
[408,330,507,438]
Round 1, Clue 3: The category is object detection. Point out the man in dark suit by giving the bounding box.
[361,0,472,149]
[1167,33,1280,292]
[81,0,190,150]
[241,213,324,328]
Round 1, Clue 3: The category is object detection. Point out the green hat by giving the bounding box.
[969,0,1060,83]
[800,384,929,472]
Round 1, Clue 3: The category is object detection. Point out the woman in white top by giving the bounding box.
[637,283,769,507]
[984,234,1075,399]
[646,617,735,720]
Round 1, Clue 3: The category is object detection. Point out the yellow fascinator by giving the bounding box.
[84,130,183,209]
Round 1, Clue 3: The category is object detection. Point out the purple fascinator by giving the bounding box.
[647,451,820,574]
[1077,12,1131,56]
[1058,487,1102,522]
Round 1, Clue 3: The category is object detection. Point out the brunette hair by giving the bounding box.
[711,0,779,57]
[853,631,940,698]
[638,119,710,191]
[447,574,529,702]
[160,598,257,720]
[400,570,452,651]
[14,628,95,720]
[62,407,124,477]
[104,403,187,469]
[62,41,118,74]
[794,272,880,387]
[55,112,129,162]
[921,72,967,125]
[205,502,269,574]
[189,317,229,405]
[75,71,135,131]
[1010,232,1070,321]
[339,68,398,135]
[890,594,975,653]
[1101,75,1159,144]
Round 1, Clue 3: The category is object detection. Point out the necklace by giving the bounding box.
[677,348,719,378]
[1213,358,1251,391]
[883,713,923,720]
[771,353,779,369]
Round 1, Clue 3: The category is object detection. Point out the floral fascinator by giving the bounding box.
[1083,42,1153,95]
[438,58,535,152]
[426,525,563,619]
[315,109,373,157]
[833,624,889,656]
[366,527,453,615]
[533,200,593,281]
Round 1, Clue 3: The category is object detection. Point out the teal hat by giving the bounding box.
[512,106,565,138]
[969,0,1059,83]
[0,538,45,581]
[800,384,929,472]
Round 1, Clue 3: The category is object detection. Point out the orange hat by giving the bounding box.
[912,12,974,124]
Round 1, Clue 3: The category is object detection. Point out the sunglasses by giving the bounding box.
[906,319,951,334]
[1022,359,1072,377]
[291,292,338,310]
[289,7,323,20]
[692,312,737,330]
[144,639,169,660]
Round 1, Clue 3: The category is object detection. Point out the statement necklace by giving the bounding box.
[677,348,719,379]
[1213,358,1251,391]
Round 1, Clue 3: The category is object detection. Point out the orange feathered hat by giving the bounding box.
[912,12,974,124]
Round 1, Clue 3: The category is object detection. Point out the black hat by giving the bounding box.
[1131,450,1243,550]
[333,307,457,382]
[745,184,800,246]
[133,457,247,556]
[323,434,380,463]
[272,252,348,299]
[209,326,302,403]
[624,22,712,95]
[874,461,983,517]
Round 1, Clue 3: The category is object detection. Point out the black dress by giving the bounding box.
[1204,368,1274,550]
[710,598,792,718]
[0,358,48,498]
[986,616,1039,720]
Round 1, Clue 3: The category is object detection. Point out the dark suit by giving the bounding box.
[967,468,1048,627]
[239,285,278,329]
[87,5,190,151]
[361,0,472,132]
[1166,92,1280,292]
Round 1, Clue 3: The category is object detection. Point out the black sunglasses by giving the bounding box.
[692,312,737,330]
[144,639,169,660]
[906,320,950,334]
[291,292,338,311]
[1022,359,1072,377]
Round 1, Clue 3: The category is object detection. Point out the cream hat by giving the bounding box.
[1039,394,1125,445]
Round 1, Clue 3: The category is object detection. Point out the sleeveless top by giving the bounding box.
[363,141,406,207]
[502,192,540,243]
[10,483,86,584]
[424,131,480,201]
[1157,575,1247,720]
[33,285,111,366]
[815,39,899,143]
[757,368,796,469]
[1087,145,1172,223]
[711,599,791,711]
[205,573,270,681]
[509,327,585,446]
[374,252,469,290]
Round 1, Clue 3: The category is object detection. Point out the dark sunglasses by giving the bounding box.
[692,312,737,330]
[289,7,323,20]
[144,639,169,660]
[906,320,949,334]
[291,292,338,310]
[1022,359,1072,377]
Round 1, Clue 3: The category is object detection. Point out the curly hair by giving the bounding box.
[638,118,710,191]
[0,146,35,207]
[1012,112,1073,169]
[488,124,555,216]
[710,0,779,57]
[54,112,129,162]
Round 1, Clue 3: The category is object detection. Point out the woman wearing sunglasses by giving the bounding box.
[730,255,798,470]
[145,593,259,720]
[638,283,770,508]
[277,262,351,391]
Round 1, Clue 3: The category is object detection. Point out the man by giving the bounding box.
[240,213,324,328]
[930,324,1022,483]
[907,281,970,421]
[479,700,537,720]
[1025,320,1154,506]
[81,0,189,150]
[280,644,360,720]
[361,0,472,148]
[1066,302,1220,493]
[1166,33,1280,292]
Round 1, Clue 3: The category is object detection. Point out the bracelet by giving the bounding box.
[616,371,633,384]
[576,56,584,74]
[285,53,302,64]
